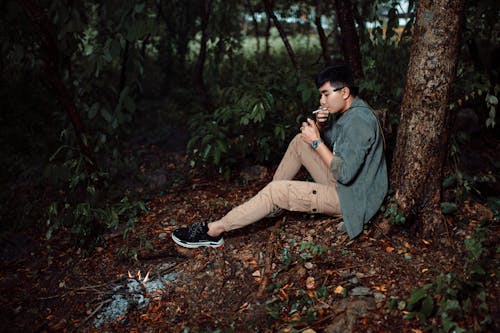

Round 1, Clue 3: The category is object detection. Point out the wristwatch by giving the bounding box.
[311,139,322,150]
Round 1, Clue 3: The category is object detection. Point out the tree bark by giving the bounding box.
[315,0,331,65]
[390,0,465,237]
[192,0,213,110]
[20,0,98,172]
[263,0,300,71]
[334,0,362,79]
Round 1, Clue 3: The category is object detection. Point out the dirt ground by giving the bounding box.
[0,150,498,333]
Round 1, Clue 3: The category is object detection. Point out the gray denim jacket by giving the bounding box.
[323,97,388,239]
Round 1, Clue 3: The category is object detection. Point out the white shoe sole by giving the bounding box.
[171,234,224,248]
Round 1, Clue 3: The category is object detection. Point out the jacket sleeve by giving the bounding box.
[330,114,375,185]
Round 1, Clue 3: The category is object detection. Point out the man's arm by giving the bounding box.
[330,115,375,184]
[300,118,333,167]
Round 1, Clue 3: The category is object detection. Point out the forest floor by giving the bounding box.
[0,142,499,332]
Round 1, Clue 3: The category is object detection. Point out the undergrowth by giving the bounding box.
[394,219,497,332]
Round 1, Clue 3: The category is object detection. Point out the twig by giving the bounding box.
[38,278,127,300]
[256,219,282,298]
[73,298,113,331]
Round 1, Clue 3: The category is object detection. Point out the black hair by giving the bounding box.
[316,64,359,96]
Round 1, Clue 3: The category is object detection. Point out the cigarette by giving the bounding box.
[312,109,321,114]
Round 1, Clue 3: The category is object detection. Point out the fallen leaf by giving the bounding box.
[334,285,345,294]
[385,246,395,253]
[302,329,317,333]
[306,276,315,289]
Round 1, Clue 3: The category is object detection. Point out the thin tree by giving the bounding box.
[334,0,363,78]
[390,0,466,237]
[192,0,214,110]
[21,0,98,173]
[262,0,300,71]
[245,0,261,52]
[315,0,331,65]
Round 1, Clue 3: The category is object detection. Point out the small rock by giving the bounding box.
[348,277,359,284]
[304,262,313,270]
[158,233,167,239]
[350,286,371,296]
[374,292,386,303]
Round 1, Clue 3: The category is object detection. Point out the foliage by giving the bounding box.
[399,222,495,332]
[451,0,499,129]
[0,0,156,245]
[187,54,319,176]
[360,0,413,111]
[45,153,148,249]
[381,194,406,225]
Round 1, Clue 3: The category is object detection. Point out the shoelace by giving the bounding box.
[189,222,205,238]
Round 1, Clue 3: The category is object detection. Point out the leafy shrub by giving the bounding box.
[401,222,495,332]
[45,153,148,249]
[187,55,319,175]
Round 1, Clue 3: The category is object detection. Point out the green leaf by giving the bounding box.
[408,287,427,309]
[486,94,498,105]
[101,108,113,122]
[441,202,458,215]
[442,175,456,188]
[441,299,461,315]
[88,103,99,120]
[420,296,434,317]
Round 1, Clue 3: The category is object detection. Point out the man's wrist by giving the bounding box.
[311,139,322,150]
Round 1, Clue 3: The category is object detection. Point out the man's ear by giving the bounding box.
[342,87,351,99]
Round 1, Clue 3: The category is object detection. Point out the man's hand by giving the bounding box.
[300,118,321,145]
[315,107,329,130]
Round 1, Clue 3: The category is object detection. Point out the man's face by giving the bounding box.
[318,82,348,114]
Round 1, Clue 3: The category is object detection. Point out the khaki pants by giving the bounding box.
[220,134,341,231]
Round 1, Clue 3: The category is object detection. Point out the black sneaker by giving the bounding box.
[171,221,224,248]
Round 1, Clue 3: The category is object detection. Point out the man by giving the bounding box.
[172,64,388,248]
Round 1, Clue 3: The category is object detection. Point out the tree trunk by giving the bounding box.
[264,6,271,57]
[263,0,300,71]
[315,0,331,65]
[390,0,465,237]
[245,0,260,52]
[21,0,98,172]
[192,0,213,110]
[334,0,362,79]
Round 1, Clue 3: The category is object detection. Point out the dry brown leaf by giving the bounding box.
[306,276,315,289]
[334,285,345,294]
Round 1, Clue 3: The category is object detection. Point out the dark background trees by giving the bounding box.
[0,0,498,330]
